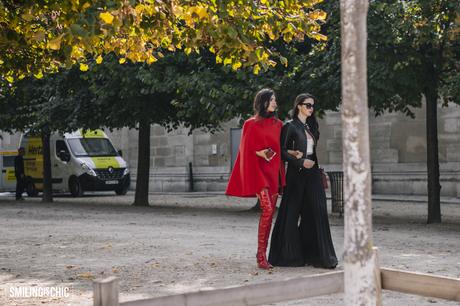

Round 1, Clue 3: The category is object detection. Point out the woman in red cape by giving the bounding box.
[226,88,286,269]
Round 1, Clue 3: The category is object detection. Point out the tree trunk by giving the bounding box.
[41,131,53,203]
[340,0,381,305]
[133,119,151,206]
[425,89,441,223]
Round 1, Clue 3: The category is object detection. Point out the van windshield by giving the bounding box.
[67,138,118,157]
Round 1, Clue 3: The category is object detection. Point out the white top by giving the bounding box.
[306,131,314,155]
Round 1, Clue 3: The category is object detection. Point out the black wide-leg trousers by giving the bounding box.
[269,166,338,268]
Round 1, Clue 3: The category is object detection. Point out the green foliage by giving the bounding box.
[0,52,272,133]
[281,0,459,118]
[368,0,459,117]
[0,67,94,134]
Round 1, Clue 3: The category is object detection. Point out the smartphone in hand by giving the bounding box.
[265,147,276,161]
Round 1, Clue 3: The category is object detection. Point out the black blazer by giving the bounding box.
[280,118,319,170]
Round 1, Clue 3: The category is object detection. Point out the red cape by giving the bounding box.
[226,116,286,197]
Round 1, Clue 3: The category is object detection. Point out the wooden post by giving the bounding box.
[93,277,119,306]
[340,0,381,305]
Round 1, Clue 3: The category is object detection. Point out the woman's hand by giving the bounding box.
[287,150,303,159]
[256,149,270,161]
[303,159,315,169]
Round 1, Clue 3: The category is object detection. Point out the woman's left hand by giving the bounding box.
[288,150,303,159]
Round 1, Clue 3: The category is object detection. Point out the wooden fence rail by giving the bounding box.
[93,267,460,306]
[95,271,343,306]
[381,268,460,301]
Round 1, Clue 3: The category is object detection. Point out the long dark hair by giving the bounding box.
[289,93,320,140]
[253,88,275,118]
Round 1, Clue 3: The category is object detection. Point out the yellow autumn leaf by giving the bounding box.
[96,55,103,64]
[312,33,328,41]
[79,63,89,71]
[182,14,194,27]
[310,10,327,21]
[34,71,44,79]
[119,58,126,64]
[253,64,260,75]
[231,61,242,70]
[223,57,232,65]
[209,46,216,54]
[184,47,192,55]
[0,59,4,65]
[215,55,223,64]
[71,46,84,58]
[135,4,145,15]
[193,6,209,19]
[171,3,182,16]
[6,76,14,83]
[48,36,62,50]
[99,12,114,24]
[147,55,157,64]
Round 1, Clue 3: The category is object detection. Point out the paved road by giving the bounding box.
[0,193,459,305]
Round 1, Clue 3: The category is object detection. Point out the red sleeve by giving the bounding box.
[225,119,267,197]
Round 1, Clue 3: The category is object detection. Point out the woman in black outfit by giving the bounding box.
[269,93,338,269]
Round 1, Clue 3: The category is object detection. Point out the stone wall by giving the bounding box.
[315,100,460,196]
[116,99,459,197]
[108,120,236,193]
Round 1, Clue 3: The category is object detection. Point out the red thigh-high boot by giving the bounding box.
[271,193,279,210]
[262,193,279,248]
[256,189,275,269]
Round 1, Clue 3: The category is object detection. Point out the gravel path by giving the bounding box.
[0,192,459,305]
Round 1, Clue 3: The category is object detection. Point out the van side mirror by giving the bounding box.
[59,150,70,162]
[117,149,123,157]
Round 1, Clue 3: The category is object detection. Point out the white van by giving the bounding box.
[19,129,130,197]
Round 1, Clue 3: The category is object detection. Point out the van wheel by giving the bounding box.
[115,185,128,196]
[69,177,84,197]
[26,181,39,197]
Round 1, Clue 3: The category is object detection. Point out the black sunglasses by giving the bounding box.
[300,102,314,109]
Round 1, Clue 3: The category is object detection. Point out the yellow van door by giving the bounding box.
[23,136,44,191]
